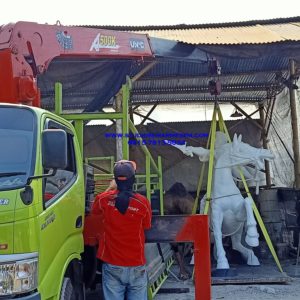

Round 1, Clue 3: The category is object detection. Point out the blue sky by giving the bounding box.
[1,0,299,26]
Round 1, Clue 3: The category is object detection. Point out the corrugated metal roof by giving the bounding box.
[85,16,300,31]
[145,56,289,78]
[85,16,300,45]
[41,56,288,108]
[131,71,278,104]
[128,56,288,105]
[134,22,300,45]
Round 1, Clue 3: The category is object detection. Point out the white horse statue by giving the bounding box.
[167,132,274,270]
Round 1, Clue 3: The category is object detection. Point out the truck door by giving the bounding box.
[38,118,84,298]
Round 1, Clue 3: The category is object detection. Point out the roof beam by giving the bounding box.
[132,83,279,94]
[140,103,158,125]
[133,111,205,145]
[131,96,264,105]
[230,101,263,130]
[139,69,288,81]
[228,108,260,131]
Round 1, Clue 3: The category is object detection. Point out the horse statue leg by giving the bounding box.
[231,226,260,266]
[211,204,229,269]
[234,196,259,247]
[244,197,259,247]
[230,196,260,266]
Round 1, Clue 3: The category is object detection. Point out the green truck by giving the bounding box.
[0,104,86,299]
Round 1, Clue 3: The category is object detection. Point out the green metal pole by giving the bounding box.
[193,126,212,214]
[74,120,84,157]
[204,103,217,215]
[54,82,62,115]
[129,120,159,174]
[122,84,129,160]
[61,112,124,121]
[116,92,123,161]
[87,156,114,161]
[146,155,151,201]
[158,156,164,216]
[217,106,231,141]
[110,156,115,173]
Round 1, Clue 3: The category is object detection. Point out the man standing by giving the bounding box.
[92,160,152,300]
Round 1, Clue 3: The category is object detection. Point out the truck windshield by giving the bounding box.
[0,107,36,190]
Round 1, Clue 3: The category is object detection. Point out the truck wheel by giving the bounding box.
[60,277,76,300]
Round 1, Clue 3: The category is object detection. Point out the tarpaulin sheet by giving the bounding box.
[38,37,209,112]
[39,59,142,112]
[151,37,208,62]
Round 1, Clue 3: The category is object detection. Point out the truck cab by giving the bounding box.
[0,104,85,299]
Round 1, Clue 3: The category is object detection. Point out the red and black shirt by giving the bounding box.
[91,190,152,266]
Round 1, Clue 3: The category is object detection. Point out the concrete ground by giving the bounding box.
[155,274,300,300]
[155,260,300,300]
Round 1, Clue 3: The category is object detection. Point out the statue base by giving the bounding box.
[212,268,238,277]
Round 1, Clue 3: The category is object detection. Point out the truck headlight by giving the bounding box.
[0,256,38,296]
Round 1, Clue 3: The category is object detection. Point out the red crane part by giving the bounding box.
[0,22,153,106]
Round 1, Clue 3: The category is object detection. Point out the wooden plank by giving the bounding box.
[212,276,290,285]
[211,264,291,285]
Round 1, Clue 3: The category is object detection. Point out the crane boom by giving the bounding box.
[0,21,153,106]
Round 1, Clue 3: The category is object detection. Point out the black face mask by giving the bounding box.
[115,176,135,214]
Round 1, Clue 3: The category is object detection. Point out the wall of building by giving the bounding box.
[84,119,261,192]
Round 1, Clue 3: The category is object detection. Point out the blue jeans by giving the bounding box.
[102,263,148,300]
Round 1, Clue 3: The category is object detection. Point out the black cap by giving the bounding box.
[113,160,136,181]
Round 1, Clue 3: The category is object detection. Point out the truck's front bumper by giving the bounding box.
[0,292,41,300]
[20,292,41,300]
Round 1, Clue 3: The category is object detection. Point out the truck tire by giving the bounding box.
[60,277,76,300]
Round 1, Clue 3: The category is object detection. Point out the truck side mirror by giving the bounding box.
[42,129,68,169]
